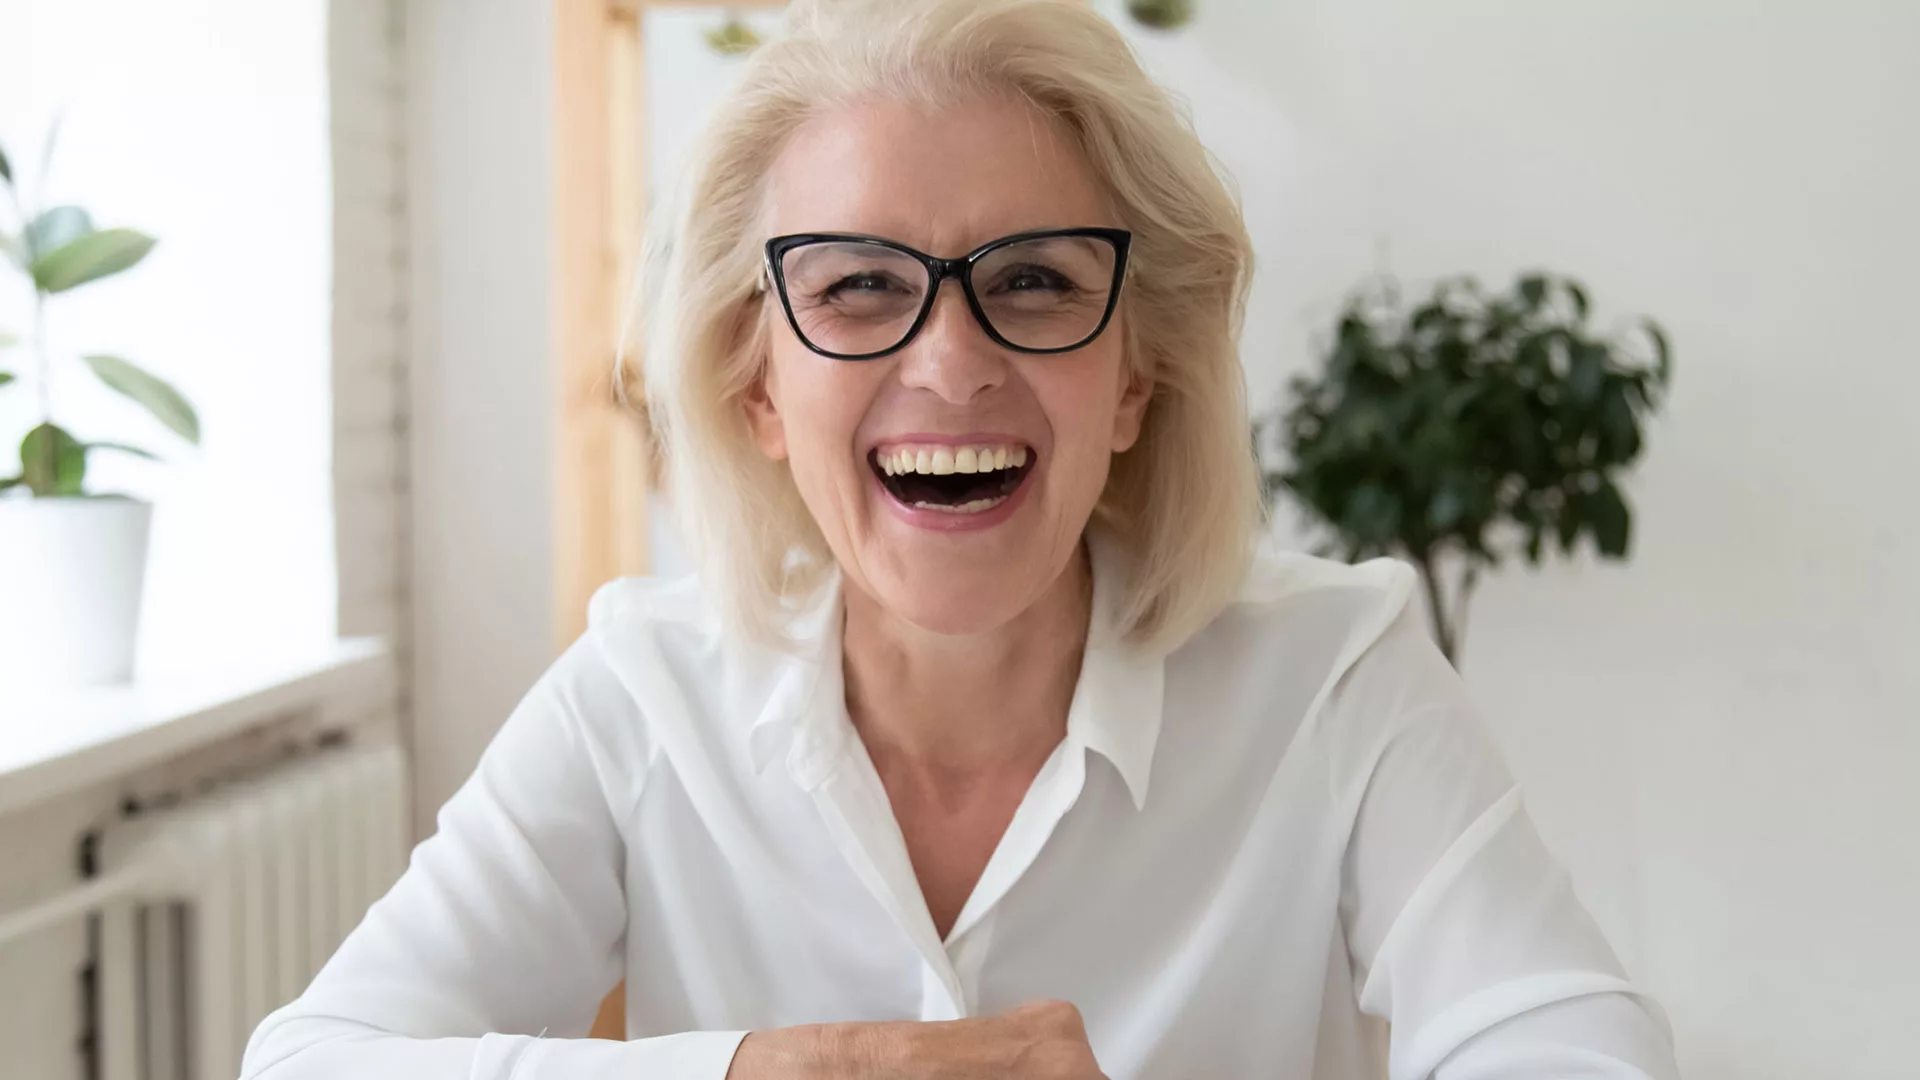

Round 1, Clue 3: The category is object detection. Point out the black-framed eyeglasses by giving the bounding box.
[762,227,1132,361]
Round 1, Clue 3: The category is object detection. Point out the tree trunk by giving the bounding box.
[1412,554,1459,666]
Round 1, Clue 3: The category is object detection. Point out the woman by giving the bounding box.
[245,1,1677,1077]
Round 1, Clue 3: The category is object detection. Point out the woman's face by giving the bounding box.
[748,93,1149,637]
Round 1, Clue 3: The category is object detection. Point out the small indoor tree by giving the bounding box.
[1260,271,1671,664]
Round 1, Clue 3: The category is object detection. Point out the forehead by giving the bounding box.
[761,93,1116,256]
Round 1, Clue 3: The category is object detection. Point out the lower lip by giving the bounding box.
[872,460,1036,533]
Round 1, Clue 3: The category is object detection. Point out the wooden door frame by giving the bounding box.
[556,0,782,649]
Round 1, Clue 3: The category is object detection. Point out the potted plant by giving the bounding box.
[0,136,199,685]
[1259,271,1671,664]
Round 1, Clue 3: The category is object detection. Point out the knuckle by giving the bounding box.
[1042,999,1086,1032]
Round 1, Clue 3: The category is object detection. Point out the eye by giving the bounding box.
[994,264,1076,294]
[824,272,907,299]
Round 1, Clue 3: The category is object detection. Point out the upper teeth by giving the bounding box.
[878,444,1029,476]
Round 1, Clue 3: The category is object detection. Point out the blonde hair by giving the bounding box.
[633,0,1259,652]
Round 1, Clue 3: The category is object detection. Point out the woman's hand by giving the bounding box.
[725,1000,1108,1080]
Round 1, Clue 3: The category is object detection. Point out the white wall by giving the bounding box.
[1102,3,1919,1077]
[403,0,557,834]
[0,0,336,673]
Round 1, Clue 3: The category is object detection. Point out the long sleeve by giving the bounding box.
[239,636,748,1080]
[1333,600,1679,1080]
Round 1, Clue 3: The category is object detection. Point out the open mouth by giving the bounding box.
[869,442,1035,515]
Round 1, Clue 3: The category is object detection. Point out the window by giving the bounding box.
[0,0,335,671]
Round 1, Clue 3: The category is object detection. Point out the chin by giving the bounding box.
[869,570,1036,638]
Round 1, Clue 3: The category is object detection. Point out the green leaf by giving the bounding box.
[1517,274,1548,310]
[1440,381,1485,419]
[0,140,11,184]
[1567,343,1606,407]
[1516,330,1559,376]
[1343,483,1403,548]
[703,15,763,53]
[20,423,87,496]
[1428,474,1472,532]
[1411,302,1449,333]
[1588,480,1631,558]
[30,228,156,294]
[87,440,160,461]
[1644,319,1672,384]
[1565,279,1590,322]
[82,354,200,443]
[0,474,21,492]
[24,205,94,260]
[0,370,14,386]
[1556,493,1582,554]
[1598,380,1642,462]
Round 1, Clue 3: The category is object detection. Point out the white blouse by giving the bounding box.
[242,534,1678,1080]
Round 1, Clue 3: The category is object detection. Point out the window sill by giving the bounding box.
[0,638,393,817]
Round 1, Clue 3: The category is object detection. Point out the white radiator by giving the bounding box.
[93,740,409,1080]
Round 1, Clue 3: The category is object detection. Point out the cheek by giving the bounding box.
[765,343,875,477]
[1033,347,1130,483]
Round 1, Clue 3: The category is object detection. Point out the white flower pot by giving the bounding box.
[0,496,152,686]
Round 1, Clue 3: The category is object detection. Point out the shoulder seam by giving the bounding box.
[1232,551,1417,610]
[587,573,715,637]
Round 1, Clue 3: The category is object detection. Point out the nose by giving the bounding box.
[895,281,1008,405]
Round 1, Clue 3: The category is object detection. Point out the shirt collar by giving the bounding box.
[1063,526,1164,810]
[747,527,1167,811]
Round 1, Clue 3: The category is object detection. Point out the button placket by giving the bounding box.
[947,910,999,1018]
[804,745,968,1016]
[942,737,1088,945]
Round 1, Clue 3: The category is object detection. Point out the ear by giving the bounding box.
[1110,363,1153,453]
[743,362,789,461]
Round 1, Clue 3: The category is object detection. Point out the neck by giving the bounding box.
[841,541,1093,783]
